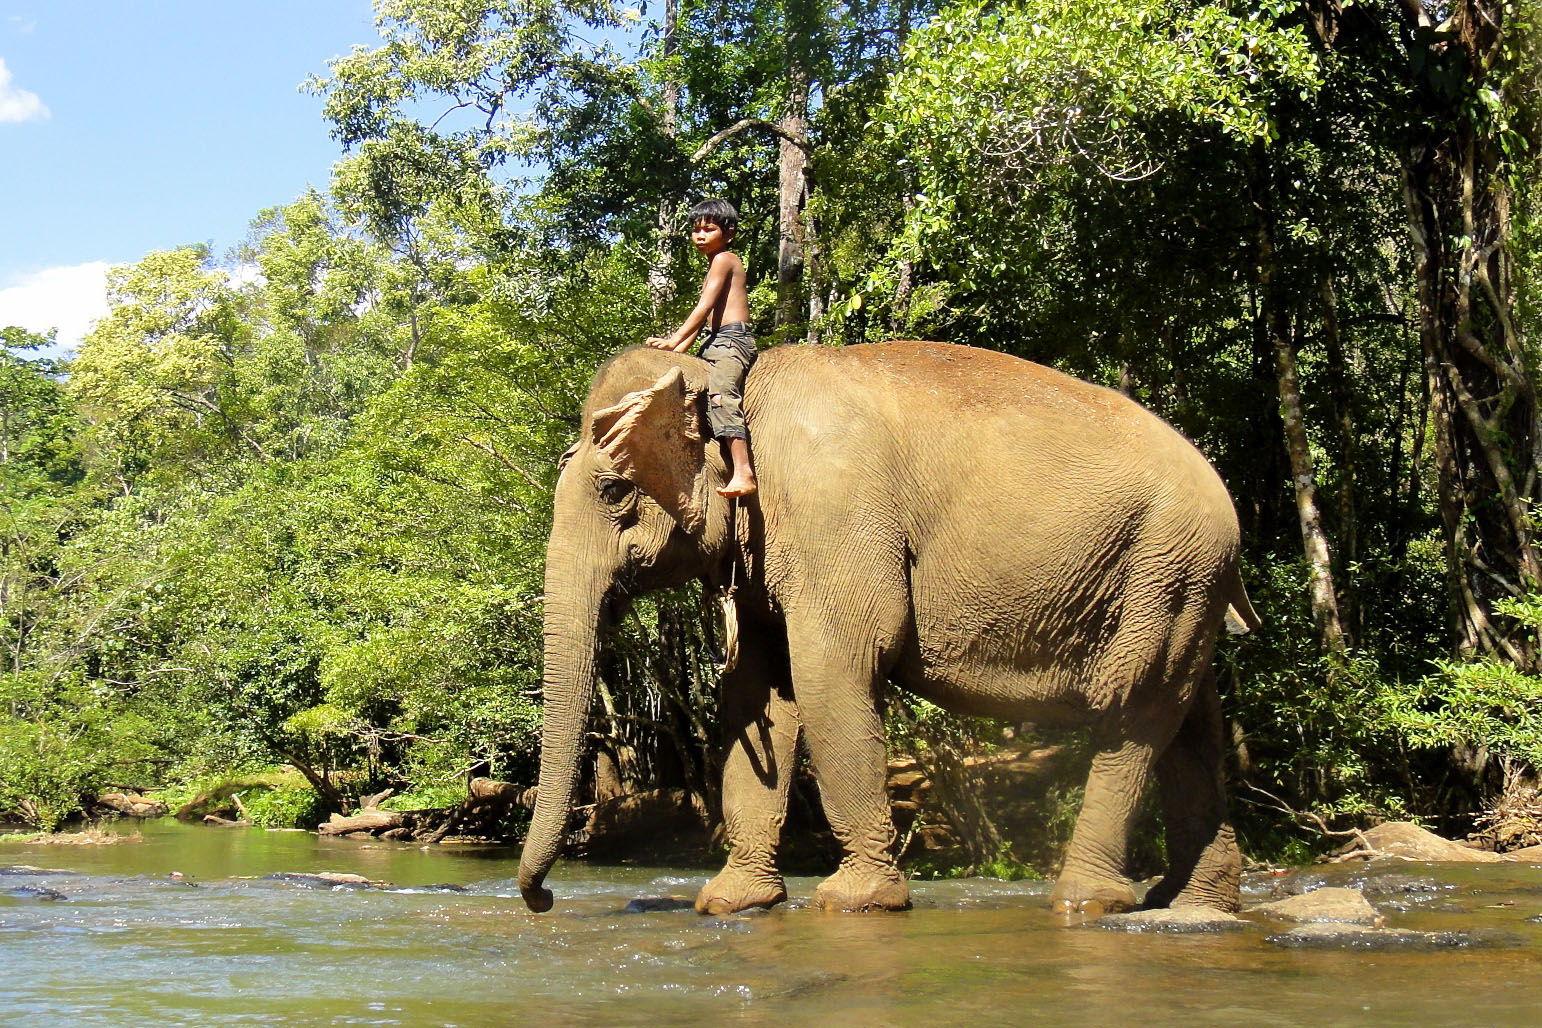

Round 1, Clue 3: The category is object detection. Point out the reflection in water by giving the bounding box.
[2,821,1540,1025]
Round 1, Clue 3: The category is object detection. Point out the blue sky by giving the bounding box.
[0,1,380,352]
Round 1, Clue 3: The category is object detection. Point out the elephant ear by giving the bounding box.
[591,367,708,532]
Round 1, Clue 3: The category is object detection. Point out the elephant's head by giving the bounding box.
[518,349,734,912]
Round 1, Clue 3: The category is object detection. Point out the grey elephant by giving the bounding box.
[518,340,1257,916]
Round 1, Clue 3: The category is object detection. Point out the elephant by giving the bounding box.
[518,339,1258,916]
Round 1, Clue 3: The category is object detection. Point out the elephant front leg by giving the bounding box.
[1050,736,1161,917]
[788,634,910,912]
[696,635,798,915]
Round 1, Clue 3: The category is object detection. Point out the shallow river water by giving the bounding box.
[2,821,1540,1025]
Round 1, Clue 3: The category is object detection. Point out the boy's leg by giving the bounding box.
[703,335,757,496]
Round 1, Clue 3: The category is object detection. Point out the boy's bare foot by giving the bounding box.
[717,473,757,498]
[719,437,757,497]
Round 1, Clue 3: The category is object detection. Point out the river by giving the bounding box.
[2,821,1539,1025]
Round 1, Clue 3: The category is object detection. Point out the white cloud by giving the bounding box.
[226,262,266,289]
[7,17,38,35]
[0,57,49,123]
[0,262,112,356]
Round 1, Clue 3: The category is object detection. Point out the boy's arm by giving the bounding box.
[646,253,736,352]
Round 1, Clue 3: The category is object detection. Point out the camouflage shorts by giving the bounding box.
[700,322,756,440]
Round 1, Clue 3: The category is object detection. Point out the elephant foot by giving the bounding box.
[812,862,911,912]
[1142,828,1242,913]
[1142,863,1242,914]
[695,865,787,915]
[1140,878,1241,914]
[1049,873,1136,918]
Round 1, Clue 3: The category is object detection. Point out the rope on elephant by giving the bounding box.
[716,497,742,675]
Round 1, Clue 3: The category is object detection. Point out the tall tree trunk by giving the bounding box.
[776,6,810,331]
[1400,0,1538,666]
[1382,280,1419,568]
[1255,169,1347,655]
[1319,274,1359,635]
[805,181,825,343]
[648,0,681,314]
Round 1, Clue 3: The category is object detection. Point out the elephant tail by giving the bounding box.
[1221,563,1262,635]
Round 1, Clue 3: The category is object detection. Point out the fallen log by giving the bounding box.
[468,778,524,803]
[202,814,252,828]
[318,810,405,836]
[93,792,170,818]
[315,778,537,841]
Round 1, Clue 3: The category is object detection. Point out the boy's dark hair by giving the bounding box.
[687,198,738,234]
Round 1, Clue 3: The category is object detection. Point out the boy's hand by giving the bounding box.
[644,335,675,350]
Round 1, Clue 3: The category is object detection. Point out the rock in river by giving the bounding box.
[1267,922,1497,950]
[1355,822,1505,863]
[261,871,390,890]
[1250,887,1382,925]
[622,896,697,914]
[1092,907,1245,933]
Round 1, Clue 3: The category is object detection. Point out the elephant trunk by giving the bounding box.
[518,535,610,912]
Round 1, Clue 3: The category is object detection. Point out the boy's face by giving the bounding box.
[691,218,732,258]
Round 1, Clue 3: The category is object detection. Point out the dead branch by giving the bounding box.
[1238,782,1372,855]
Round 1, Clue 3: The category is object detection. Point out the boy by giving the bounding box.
[646,199,758,498]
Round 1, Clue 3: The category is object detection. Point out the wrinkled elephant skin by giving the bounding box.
[518,341,1255,917]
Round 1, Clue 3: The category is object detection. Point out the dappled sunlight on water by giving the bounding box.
[2,822,1540,1025]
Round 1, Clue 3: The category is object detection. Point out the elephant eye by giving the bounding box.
[598,476,633,506]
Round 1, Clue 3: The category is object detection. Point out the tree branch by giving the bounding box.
[1238,781,1371,848]
[692,118,811,163]
[455,435,547,493]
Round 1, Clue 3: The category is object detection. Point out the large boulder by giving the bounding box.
[1360,822,1506,862]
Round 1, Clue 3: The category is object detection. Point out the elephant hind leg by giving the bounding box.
[1049,734,1161,917]
[1141,671,1241,913]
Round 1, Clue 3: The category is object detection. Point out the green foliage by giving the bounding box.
[240,784,329,829]
[1380,596,1542,773]
[889,0,1319,161]
[1222,556,1426,856]
[380,781,468,811]
[908,843,1045,882]
[0,673,161,830]
[849,0,1319,336]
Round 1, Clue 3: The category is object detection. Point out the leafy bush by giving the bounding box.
[240,784,328,829]
[0,673,160,830]
[908,843,1045,882]
[380,781,467,811]
[1381,596,1542,775]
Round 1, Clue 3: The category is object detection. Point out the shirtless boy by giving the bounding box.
[646,198,758,498]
